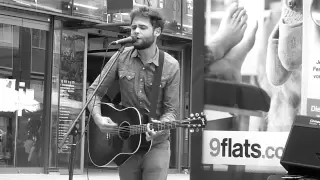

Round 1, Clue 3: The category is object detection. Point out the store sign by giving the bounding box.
[202,131,289,167]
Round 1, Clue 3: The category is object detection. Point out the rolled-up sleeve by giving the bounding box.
[160,62,180,122]
[87,52,119,117]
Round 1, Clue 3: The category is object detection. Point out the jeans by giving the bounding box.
[118,140,171,180]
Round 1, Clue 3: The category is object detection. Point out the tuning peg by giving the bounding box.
[195,113,199,117]
[190,129,194,133]
[190,113,194,118]
[196,128,199,132]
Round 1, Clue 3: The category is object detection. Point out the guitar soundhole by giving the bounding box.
[118,121,130,140]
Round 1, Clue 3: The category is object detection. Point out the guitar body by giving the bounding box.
[88,103,151,167]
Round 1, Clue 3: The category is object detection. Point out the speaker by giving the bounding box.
[280,115,320,178]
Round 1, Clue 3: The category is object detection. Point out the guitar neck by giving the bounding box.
[130,121,179,135]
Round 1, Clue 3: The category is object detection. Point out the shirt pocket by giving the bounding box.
[119,70,135,93]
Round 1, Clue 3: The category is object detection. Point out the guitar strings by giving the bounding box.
[104,122,178,134]
[98,119,202,135]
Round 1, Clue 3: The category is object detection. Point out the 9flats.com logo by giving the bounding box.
[209,138,284,159]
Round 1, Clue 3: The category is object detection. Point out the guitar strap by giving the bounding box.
[148,50,165,120]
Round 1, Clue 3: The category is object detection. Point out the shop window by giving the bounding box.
[134,0,152,6]
[32,29,46,50]
[72,0,107,21]
[31,29,47,75]
[49,21,87,170]
[0,22,47,168]
[186,0,193,15]
[0,24,12,44]
[0,24,16,71]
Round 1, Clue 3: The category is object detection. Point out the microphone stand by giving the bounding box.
[58,44,126,180]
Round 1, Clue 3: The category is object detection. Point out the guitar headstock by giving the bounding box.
[178,112,207,131]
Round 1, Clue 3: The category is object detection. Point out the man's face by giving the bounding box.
[130,16,160,50]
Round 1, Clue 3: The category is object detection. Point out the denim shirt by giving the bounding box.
[87,46,180,143]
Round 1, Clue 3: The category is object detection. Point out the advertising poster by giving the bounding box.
[193,0,305,179]
[305,0,320,118]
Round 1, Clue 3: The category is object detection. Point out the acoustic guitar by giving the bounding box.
[88,102,207,167]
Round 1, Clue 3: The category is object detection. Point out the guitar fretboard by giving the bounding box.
[129,122,178,135]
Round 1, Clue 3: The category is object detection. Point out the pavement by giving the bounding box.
[0,170,190,180]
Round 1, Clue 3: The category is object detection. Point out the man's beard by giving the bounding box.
[133,35,155,50]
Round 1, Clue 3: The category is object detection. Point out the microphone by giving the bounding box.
[111,36,137,45]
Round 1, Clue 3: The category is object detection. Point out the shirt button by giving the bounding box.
[139,90,142,93]
[142,67,145,70]
[140,79,143,81]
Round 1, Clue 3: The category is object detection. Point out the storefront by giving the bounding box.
[0,0,194,174]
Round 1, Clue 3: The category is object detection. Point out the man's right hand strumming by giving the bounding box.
[93,114,118,133]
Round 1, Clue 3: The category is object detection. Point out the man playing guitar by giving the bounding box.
[87,6,180,180]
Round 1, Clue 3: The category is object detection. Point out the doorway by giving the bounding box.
[0,14,49,173]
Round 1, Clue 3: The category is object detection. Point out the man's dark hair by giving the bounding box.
[130,6,165,32]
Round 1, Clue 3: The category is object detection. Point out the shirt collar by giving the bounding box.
[131,46,159,66]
